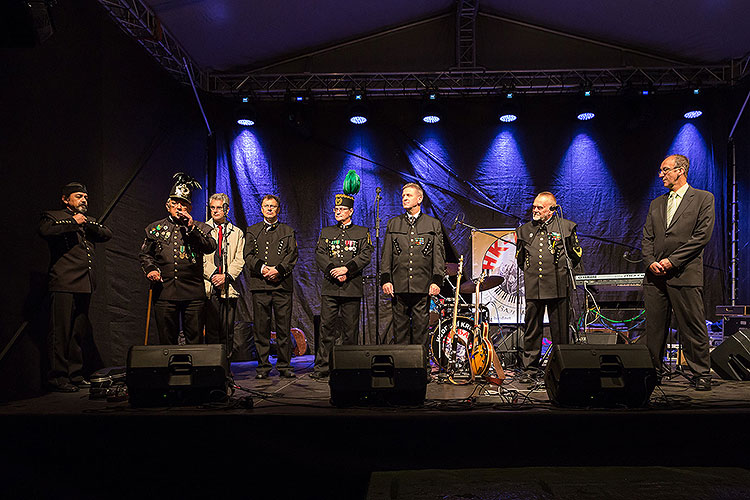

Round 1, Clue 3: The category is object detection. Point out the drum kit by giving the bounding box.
[429,256,506,385]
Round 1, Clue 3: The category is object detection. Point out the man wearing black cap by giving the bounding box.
[139,173,216,345]
[39,182,113,392]
[244,194,298,379]
[381,183,445,366]
[312,187,373,380]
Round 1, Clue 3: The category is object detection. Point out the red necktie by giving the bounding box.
[217,225,223,272]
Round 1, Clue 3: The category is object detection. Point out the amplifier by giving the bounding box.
[724,316,750,338]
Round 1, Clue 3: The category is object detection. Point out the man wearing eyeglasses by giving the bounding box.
[311,192,373,380]
[641,154,715,391]
[244,195,298,379]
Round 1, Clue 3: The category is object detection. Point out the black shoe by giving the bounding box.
[280,371,296,379]
[310,372,328,381]
[694,376,712,391]
[72,379,91,387]
[255,372,270,380]
[49,383,79,393]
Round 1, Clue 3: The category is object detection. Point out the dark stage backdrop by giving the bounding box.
[2,1,746,402]
[212,94,729,349]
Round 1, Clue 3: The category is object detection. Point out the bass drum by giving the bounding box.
[430,316,474,371]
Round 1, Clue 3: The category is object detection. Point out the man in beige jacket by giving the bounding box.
[204,193,245,358]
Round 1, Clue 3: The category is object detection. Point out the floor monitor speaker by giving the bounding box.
[329,345,427,407]
[126,345,230,407]
[544,344,656,408]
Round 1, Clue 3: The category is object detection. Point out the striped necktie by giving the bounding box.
[666,192,678,227]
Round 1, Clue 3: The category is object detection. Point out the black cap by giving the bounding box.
[169,172,202,205]
[62,182,87,198]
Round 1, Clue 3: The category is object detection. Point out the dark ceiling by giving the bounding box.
[143,0,750,72]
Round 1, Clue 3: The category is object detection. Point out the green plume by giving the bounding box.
[342,169,361,195]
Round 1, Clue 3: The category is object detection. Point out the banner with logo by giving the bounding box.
[471,229,525,324]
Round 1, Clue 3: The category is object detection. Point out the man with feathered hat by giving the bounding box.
[311,170,373,380]
[139,173,217,345]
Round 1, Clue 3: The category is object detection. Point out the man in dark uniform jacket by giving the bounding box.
[642,154,715,391]
[515,191,582,378]
[244,194,299,379]
[312,189,373,379]
[381,183,445,364]
[139,173,216,345]
[39,182,113,392]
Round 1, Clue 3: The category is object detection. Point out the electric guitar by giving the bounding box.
[469,272,492,379]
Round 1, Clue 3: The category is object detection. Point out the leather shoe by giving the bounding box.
[280,371,296,379]
[255,372,269,380]
[49,383,79,393]
[694,377,712,391]
[72,378,91,387]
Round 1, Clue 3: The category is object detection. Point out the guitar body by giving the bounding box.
[469,322,492,377]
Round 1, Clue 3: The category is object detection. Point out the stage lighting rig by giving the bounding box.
[498,91,518,123]
[235,96,256,126]
[576,86,596,121]
[683,88,704,119]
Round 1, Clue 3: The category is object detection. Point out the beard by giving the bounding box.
[532,213,541,221]
[77,203,88,214]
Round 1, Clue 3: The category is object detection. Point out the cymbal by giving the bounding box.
[459,275,504,294]
[445,263,460,276]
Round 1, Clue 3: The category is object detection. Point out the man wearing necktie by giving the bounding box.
[203,193,245,358]
[381,183,445,371]
[641,154,715,391]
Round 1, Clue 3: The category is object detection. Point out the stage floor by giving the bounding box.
[2,355,750,499]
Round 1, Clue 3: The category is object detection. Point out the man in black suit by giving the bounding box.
[244,194,298,379]
[381,183,445,365]
[39,182,113,392]
[641,154,715,391]
[515,191,582,381]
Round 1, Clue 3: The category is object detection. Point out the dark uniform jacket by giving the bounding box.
[39,208,113,293]
[139,216,217,301]
[244,221,298,292]
[315,222,373,297]
[516,216,582,300]
[381,212,445,294]
[641,186,715,287]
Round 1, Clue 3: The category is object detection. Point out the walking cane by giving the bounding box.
[144,288,153,345]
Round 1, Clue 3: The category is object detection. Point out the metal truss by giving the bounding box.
[96,0,206,88]
[207,64,743,100]
[455,0,479,69]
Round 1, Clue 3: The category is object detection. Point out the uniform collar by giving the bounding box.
[263,219,279,230]
[338,221,352,229]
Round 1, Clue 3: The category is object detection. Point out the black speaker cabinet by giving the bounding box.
[329,345,427,407]
[544,344,656,408]
[126,345,230,407]
[711,329,750,380]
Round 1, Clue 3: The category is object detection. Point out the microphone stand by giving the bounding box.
[221,220,231,359]
[374,187,382,345]
[552,206,581,344]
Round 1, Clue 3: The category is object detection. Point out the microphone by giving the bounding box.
[451,215,460,231]
[375,187,382,199]
[222,202,229,212]
[550,205,559,211]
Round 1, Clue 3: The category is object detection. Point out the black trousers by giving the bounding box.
[205,294,237,358]
[643,283,711,377]
[252,290,293,374]
[391,293,430,367]
[48,292,90,386]
[314,295,361,375]
[153,298,205,345]
[521,297,569,370]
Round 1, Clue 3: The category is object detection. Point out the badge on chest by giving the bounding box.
[328,239,358,257]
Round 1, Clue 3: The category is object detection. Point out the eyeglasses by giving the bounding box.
[262,204,279,209]
[659,167,682,175]
[333,207,352,213]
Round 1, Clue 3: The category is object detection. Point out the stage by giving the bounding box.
[2,354,750,499]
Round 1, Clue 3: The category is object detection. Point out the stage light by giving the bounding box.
[499,92,519,122]
[683,88,704,119]
[348,92,368,125]
[583,90,592,97]
[421,92,441,124]
[577,112,595,121]
[235,97,256,126]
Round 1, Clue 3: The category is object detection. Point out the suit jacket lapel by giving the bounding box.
[667,186,694,230]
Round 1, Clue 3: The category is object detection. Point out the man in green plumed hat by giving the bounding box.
[311,170,373,380]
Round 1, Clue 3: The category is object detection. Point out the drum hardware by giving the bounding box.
[458,275,504,294]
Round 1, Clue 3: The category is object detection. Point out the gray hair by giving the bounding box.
[670,154,690,177]
[402,182,424,197]
[209,193,230,206]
